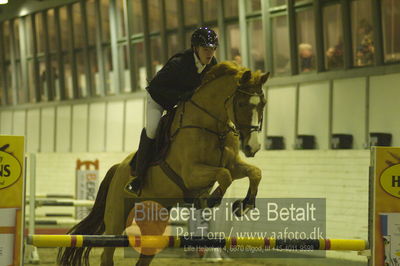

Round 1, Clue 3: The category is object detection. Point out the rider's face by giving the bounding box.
[196,46,216,65]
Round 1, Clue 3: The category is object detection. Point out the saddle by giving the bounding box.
[130,108,176,171]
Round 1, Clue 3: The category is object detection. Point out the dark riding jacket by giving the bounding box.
[147,49,218,110]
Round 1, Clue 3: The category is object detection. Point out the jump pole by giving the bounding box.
[27,235,369,251]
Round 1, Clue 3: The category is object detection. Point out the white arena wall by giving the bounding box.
[26,149,369,262]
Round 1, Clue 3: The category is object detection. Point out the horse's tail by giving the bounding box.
[57,164,119,266]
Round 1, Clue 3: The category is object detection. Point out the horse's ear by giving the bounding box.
[240,70,252,84]
[260,72,270,84]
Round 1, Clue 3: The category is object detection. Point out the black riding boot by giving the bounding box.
[126,129,155,195]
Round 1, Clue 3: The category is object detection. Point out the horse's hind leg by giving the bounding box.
[101,192,136,265]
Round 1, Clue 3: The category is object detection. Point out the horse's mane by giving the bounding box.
[201,61,246,87]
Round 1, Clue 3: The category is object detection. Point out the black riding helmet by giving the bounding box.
[191,27,219,49]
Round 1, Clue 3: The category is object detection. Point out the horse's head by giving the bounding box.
[231,70,269,157]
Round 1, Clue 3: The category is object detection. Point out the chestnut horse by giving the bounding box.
[58,62,269,266]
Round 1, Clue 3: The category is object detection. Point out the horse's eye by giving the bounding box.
[238,102,247,107]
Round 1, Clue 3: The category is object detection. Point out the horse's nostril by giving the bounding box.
[245,145,251,151]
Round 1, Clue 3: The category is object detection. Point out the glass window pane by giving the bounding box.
[247,0,261,13]
[15,61,24,103]
[226,24,241,64]
[35,13,45,54]
[133,42,146,90]
[5,64,13,104]
[351,0,374,67]
[382,0,400,63]
[167,33,179,58]
[184,0,198,26]
[116,0,127,38]
[204,0,217,22]
[76,51,87,97]
[3,21,10,61]
[13,19,21,59]
[63,55,74,99]
[151,37,163,74]
[73,3,84,48]
[131,0,143,34]
[248,19,265,70]
[59,7,71,51]
[28,60,37,102]
[270,0,286,7]
[50,57,61,100]
[105,46,114,95]
[149,0,161,32]
[324,4,344,70]
[272,15,290,75]
[166,0,178,29]
[185,30,192,50]
[101,0,111,41]
[296,8,316,73]
[119,45,131,92]
[26,17,34,56]
[39,60,48,101]
[47,9,57,52]
[89,50,102,96]
[87,0,96,45]
[224,0,238,18]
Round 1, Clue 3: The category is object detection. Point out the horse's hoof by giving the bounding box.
[207,187,223,208]
[232,199,255,217]
[207,196,222,208]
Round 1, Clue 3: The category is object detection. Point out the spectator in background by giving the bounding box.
[355,19,374,66]
[326,39,344,69]
[298,43,314,72]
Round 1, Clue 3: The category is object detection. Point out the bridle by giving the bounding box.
[232,87,265,134]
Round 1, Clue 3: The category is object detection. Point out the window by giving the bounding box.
[35,12,45,54]
[166,0,178,29]
[382,0,400,63]
[323,4,344,70]
[270,0,286,7]
[296,8,316,73]
[248,19,265,70]
[203,0,217,22]
[13,19,21,60]
[148,0,161,32]
[118,45,131,92]
[101,0,111,40]
[272,15,290,75]
[184,0,198,26]
[86,0,96,45]
[73,3,84,48]
[133,42,146,90]
[351,0,374,67]
[247,0,262,13]
[131,0,143,35]
[47,9,57,52]
[151,37,162,74]
[226,24,241,64]
[224,0,238,18]
[167,34,179,58]
[116,0,127,38]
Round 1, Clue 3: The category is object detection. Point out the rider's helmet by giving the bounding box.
[191,27,219,49]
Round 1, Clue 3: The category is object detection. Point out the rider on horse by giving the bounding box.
[127,27,219,195]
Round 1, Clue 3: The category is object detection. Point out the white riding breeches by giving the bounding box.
[145,92,164,139]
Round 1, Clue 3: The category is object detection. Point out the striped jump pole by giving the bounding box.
[27,235,369,251]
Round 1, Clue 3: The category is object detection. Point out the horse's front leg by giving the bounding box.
[230,158,262,216]
[183,163,233,208]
